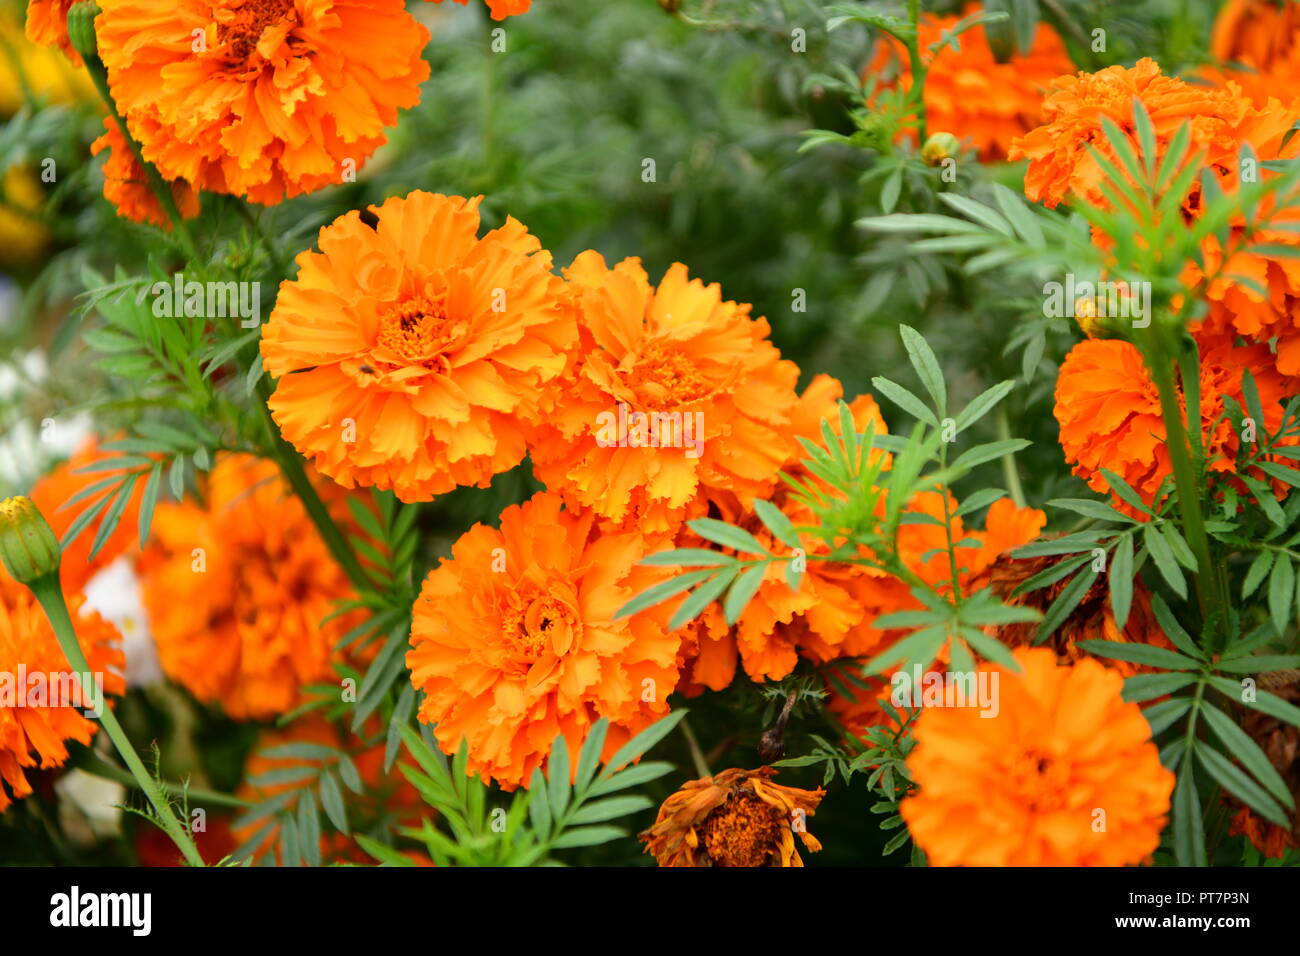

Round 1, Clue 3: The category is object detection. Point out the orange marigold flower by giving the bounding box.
[1202,49,1300,112]
[25,0,78,64]
[529,251,800,535]
[1226,669,1300,858]
[95,0,430,205]
[140,453,354,720]
[673,375,906,692]
[1054,337,1287,512]
[1180,98,1300,376]
[90,118,200,230]
[261,188,572,502]
[406,492,681,790]
[1017,58,1300,379]
[640,766,824,867]
[1011,57,1265,210]
[1210,0,1300,71]
[261,191,575,502]
[983,546,1174,676]
[902,646,1174,866]
[29,436,144,595]
[0,579,125,812]
[863,3,1074,161]
[425,0,531,20]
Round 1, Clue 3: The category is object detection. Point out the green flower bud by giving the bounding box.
[922,132,962,166]
[66,1,101,62]
[0,496,62,586]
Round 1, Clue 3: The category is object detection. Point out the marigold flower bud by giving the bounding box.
[922,132,961,166]
[0,496,62,586]
[65,2,101,61]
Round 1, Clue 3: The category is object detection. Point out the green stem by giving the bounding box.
[906,0,928,143]
[29,576,205,867]
[996,408,1027,508]
[81,50,197,259]
[253,379,371,596]
[234,201,290,280]
[86,754,251,809]
[678,717,712,779]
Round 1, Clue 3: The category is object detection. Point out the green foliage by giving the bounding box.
[365,713,685,867]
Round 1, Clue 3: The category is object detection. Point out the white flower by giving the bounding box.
[83,556,163,688]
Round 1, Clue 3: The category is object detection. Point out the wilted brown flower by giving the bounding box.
[1227,669,1300,858]
[639,767,824,867]
[980,546,1174,675]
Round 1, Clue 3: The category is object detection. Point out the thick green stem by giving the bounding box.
[1141,333,1228,643]
[29,576,205,867]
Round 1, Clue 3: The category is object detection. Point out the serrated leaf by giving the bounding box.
[318,772,349,835]
[549,825,627,849]
[899,324,946,414]
[1268,554,1294,635]
[686,518,767,555]
[1173,765,1207,867]
[871,376,938,426]
[1200,703,1294,810]
[1109,533,1134,630]
[1143,524,1187,598]
[603,710,687,775]
[1196,743,1289,827]
[723,564,767,625]
[1076,639,1200,670]
[752,499,801,549]
[567,795,653,826]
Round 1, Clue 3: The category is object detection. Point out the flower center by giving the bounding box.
[700,789,786,867]
[1009,747,1070,813]
[500,595,580,662]
[217,0,295,61]
[376,295,451,367]
[627,345,714,409]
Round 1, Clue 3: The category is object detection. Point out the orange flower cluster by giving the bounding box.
[862,3,1074,160]
[140,453,354,720]
[342,203,1053,786]
[94,0,431,205]
[0,577,125,812]
[902,647,1174,866]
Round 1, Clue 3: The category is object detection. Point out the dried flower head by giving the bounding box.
[640,766,824,867]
